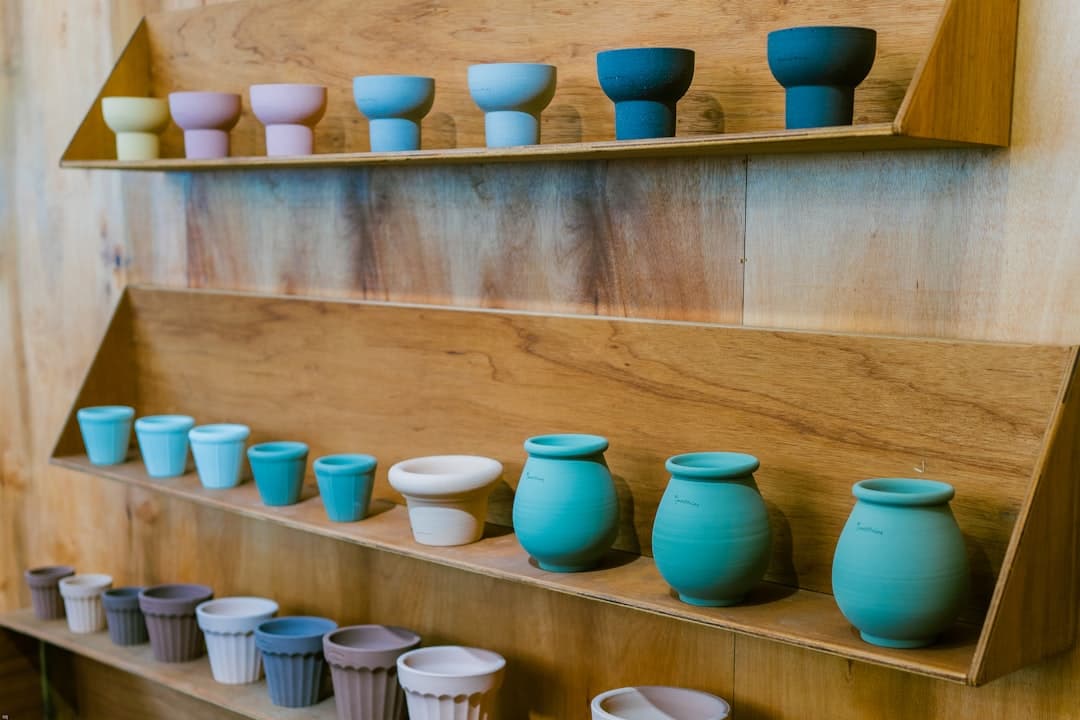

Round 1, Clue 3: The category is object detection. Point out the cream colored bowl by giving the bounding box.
[101,97,170,160]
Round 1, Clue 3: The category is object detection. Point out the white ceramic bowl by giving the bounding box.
[388,455,503,546]
[591,686,731,720]
[398,646,506,720]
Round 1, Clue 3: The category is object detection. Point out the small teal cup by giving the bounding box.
[314,454,378,522]
[353,75,435,152]
[77,405,135,465]
[135,415,196,478]
[249,441,309,507]
[189,424,250,489]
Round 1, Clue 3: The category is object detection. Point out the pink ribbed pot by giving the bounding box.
[139,584,214,662]
[324,625,421,720]
[24,565,74,620]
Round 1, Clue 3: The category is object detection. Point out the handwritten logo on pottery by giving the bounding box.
[673,494,700,508]
[526,472,545,484]
[856,522,884,536]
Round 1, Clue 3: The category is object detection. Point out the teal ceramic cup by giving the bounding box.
[314,454,378,522]
[189,424,250,489]
[513,434,619,572]
[249,441,309,507]
[832,478,969,648]
[77,405,135,465]
[135,415,196,478]
[652,452,772,606]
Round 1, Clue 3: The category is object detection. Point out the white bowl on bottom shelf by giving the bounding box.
[591,686,731,720]
[397,645,506,720]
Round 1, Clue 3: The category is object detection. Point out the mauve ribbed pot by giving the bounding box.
[102,587,149,645]
[139,584,214,662]
[256,616,338,707]
[24,566,74,620]
[324,625,421,720]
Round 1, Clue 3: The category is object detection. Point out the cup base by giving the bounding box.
[859,631,935,649]
[677,592,744,607]
[115,132,160,161]
[614,100,677,140]
[484,110,540,148]
[784,85,856,129]
[265,124,315,156]
[184,128,230,159]
[369,118,421,152]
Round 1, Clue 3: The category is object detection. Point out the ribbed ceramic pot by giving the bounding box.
[102,587,149,645]
[197,596,279,684]
[77,405,135,465]
[255,616,338,708]
[101,96,170,160]
[59,574,113,633]
[832,478,969,648]
[168,91,242,159]
[388,455,503,546]
[189,424,250,489]
[397,646,506,720]
[24,565,74,620]
[591,686,731,720]
[315,454,378,522]
[767,26,877,129]
[249,441,309,506]
[324,625,421,720]
[139,584,214,662]
[513,434,618,572]
[353,75,435,152]
[250,83,328,156]
[596,48,695,139]
[135,415,196,478]
[652,453,772,606]
[467,63,557,147]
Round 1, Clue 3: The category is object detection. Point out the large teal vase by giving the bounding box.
[513,434,619,572]
[832,478,969,648]
[652,452,771,606]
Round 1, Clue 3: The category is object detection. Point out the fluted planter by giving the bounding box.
[256,616,338,708]
[324,625,421,720]
[139,584,214,662]
[315,454,378,522]
[24,565,74,620]
[77,405,135,465]
[397,646,505,720]
[59,574,113,633]
[249,441,309,507]
[102,587,149,645]
[135,414,196,478]
[189,424,250,489]
[197,596,279,684]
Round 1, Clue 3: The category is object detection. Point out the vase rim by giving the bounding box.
[666,452,759,478]
[853,478,955,506]
[525,433,609,458]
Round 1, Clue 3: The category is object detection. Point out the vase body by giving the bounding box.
[596,48,695,139]
[514,434,618,572]
[832,478,969,648]
[652,452,771,606]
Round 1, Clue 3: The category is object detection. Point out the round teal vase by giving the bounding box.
[513,434,619,572]
[652,452,771,606]
[832,478,969,648]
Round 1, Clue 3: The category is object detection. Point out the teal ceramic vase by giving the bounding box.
[314,454,377,522]
[249,442,309,507]
[832,478,969,648]
[513,434,618,572]
[652,453,771,606]
[77,406,135,465]
[135,414,196,478]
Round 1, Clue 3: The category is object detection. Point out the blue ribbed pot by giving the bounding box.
[256,616,338,708]
[513,434,618,572]
[77,406,135,465]
[832,478,969,648]
[135,415,195,478]
[314,454,377,522]
[249,442,309,507]
[102,587,149,646]
[652,452,772,606]
[597,47,695,140]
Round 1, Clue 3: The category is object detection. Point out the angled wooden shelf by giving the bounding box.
[50,286,1080,686]
[61,0,1018,170]
[0,609,336,719]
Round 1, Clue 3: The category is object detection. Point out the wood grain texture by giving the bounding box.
[0,630,43,719]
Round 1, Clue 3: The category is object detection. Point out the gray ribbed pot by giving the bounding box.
[102,587,149,645]
[255,616,338,707]
[24,566,74,620]
[139,584,213,662]
[324,625,421,720]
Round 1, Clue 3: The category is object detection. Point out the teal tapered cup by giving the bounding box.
[314,454,377,522]
[189,424,250,489]
[135,415,195,478]
[77,406,135,465]
[249,442,309,507]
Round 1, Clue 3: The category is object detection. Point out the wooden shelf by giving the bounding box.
[0,609,336,720]
[51,452,982,683]
[62,0,1018,169]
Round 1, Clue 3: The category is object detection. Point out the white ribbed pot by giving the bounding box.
[196,596,279,684]
[388,456,503,546]
[59,574,113,633]
[397,646,506,720]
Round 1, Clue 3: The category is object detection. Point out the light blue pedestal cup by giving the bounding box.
[249,441,309,507]
[77,405,135,465]
[189,424,250,489]
[135,415,196,478]
[468,63,557,147]
[314,454,378,522]
[353,75,435,152]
